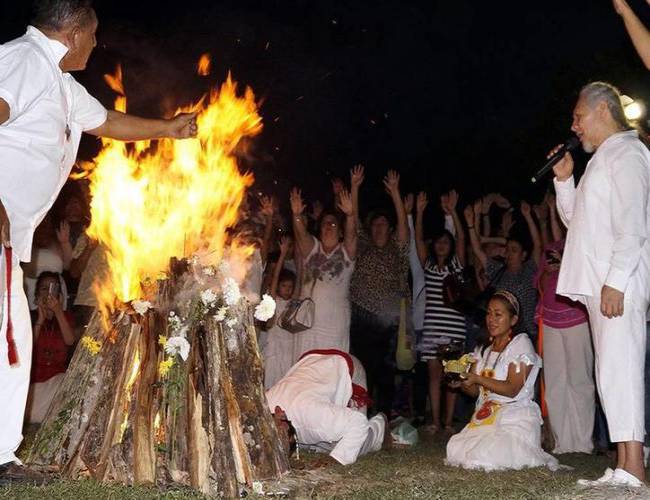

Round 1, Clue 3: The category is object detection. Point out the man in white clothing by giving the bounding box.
[266,349,388,465]
[0,0,196,483]
[552,81,650,486]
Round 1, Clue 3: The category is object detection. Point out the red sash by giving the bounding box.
[5,247,17,365]
[299,349,372,409]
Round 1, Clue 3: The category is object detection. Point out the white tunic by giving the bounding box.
[266,353,383,465]
[554,130,650,302]
[0,26,107,263]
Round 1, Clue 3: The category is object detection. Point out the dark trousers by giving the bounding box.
[350,303,398,415]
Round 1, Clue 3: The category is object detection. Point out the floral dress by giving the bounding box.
[445,334,559,471]
[293,237,354,362]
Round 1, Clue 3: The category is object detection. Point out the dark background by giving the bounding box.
[2,0,650,220]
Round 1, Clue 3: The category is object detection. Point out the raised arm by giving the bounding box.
[520,201,542,265]
[289,188,315,258]
[350,165,364,226]
[533,201,550,248]
[259,195,276,266]
[270,236,291,300]
[464,204,488,269]
[414,192,429,267]
[383,170,408,244]
[55,221,73,270]
[614,0,650,70]
[442,189,466,266]
[337,189,358,259]
[545,193,563,242]
[87,110,197,141]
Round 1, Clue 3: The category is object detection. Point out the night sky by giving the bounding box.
[2,0,650,220]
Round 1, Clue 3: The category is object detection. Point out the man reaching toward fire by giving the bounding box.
[0,0,196,483]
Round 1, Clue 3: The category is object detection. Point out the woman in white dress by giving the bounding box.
[446,290,559,471]
[289,186,357,360]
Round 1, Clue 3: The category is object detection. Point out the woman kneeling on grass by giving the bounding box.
[445,290,559,471]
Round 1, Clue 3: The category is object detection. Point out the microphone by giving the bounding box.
[531,136,581,183]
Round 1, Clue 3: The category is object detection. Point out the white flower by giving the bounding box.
[203,266,215,276]
[218,260,231,276]
[226,317,238,329]
[214,306,228,322]
[254,294,276,322]
[132,300,153,315]
[169,311,176,317]
[164,336,190,361]
[201,288,218,307]
[222,277,241,306]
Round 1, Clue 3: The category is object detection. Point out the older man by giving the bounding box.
[552,81,650,486]
[0,0,196,482]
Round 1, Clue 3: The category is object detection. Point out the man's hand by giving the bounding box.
[549,145,574,182]
[167,112,197,139]
[0,200,10,247]
[601,284,625,318]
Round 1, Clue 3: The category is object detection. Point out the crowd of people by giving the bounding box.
[3,0,650,489]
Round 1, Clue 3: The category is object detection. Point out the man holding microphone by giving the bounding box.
[0,0,196,483]
[552,81,650,486]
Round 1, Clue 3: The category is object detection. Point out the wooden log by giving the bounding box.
[27,265,290,498]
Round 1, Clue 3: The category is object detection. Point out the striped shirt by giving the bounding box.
[422,256,466,341]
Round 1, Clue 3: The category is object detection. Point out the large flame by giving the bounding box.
[83,61,262,313]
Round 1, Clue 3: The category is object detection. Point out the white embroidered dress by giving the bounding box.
[446,334,559,471]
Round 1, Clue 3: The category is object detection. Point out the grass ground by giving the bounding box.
[3,432,650,499]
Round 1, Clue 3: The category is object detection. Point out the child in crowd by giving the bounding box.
[26,272,77,423]
[262,236,299,389]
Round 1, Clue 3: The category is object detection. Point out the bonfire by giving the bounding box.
[26,58,289,497]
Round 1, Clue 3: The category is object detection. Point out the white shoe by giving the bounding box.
[610,468,643,488]
[577,467,615,487]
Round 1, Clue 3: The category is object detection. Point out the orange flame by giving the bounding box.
[197,53,211,76]
[83,65,262,313]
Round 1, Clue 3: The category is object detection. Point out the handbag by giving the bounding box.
[278,278,317,333]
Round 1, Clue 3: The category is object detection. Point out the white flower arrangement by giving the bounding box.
[168,310,182,332]
[226,317,238,329]
[214,306,228,322]
[222,277,241,306]
[254,294,276,322]
[200,288,218,307]
[132,300,153,315]
[164,336,190,361]
[203,266,215,276]
[218,260,231,276]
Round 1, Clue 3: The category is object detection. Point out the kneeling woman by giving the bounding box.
[446,290,558,471]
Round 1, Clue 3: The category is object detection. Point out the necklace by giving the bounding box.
[484,334,513,371]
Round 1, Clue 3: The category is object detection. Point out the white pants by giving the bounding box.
[0,257,32,465]
[26,373,65,424]
[585,295,647,443]
[543,322,595,453]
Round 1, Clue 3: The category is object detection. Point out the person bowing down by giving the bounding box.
[267,349,390,465]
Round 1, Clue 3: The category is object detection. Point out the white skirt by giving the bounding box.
[446,401,559,471]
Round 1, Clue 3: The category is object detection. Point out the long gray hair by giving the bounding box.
[579,81,631,131]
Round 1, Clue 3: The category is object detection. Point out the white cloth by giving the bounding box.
[266,353,384,465]
[26,372,65,424]
[262,298,294,390]
[0,252,33,465]
[554,130,650,301]
[543,323,595,454]
[585,294,647,442]
[23,246,69,310]
[555,129,650,443]
[293,238,354,361]
[0,26,107,263]
[446,334,559,471]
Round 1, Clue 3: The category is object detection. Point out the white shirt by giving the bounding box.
[0,26,107,262]
[265,353,370,465]
[554,130,650,302]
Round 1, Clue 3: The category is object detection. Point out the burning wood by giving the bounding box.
[27,64,288,497]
